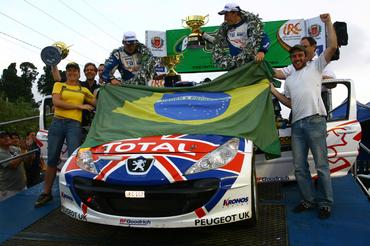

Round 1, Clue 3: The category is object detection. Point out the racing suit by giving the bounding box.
[203,10,270,70]
[102,43,157,85]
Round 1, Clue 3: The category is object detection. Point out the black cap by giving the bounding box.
[289,45,306,55]
[66,62,80,71]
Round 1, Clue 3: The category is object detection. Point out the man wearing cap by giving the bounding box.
[271,14,338,219]
[35,62,96,207]
[203,3,270,70]
[102,31,157,85]
[0,131,27,201]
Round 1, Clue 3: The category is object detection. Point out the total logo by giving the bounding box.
[223,197,248,207]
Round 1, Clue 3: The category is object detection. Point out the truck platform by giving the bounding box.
[1,175,369,246]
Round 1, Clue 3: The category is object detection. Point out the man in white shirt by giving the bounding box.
[271,13,338,219]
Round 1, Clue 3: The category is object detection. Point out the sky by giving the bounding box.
[0,0,369,104]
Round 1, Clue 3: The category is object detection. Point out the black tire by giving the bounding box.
[250,154,258,226]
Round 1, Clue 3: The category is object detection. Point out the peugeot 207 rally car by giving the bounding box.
[59,134,257,228]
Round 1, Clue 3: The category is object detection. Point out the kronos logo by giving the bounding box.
[223,197,249,207]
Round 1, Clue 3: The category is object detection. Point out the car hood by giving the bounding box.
[88,134,242,154]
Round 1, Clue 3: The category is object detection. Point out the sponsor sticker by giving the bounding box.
[120,218,151,226]
[194,212,250,226]
[61,206,87,221]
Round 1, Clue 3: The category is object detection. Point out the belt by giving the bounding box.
[300,114,321,121]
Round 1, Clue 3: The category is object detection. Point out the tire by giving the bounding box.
[250,154,258,226]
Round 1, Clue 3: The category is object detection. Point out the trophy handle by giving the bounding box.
[181,19,188,29]
[203,14,209,25]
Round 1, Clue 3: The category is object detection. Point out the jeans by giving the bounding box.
[291,115,333,208]
[47,118,82,167]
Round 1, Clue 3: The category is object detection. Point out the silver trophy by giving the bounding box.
[40,41,70,66]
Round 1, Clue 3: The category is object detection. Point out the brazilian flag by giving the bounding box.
[83,61,281,157]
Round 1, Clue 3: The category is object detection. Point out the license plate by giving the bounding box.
[125,190,145,198]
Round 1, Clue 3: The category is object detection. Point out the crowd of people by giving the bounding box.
[1,2,338,220]
[0,131,44,201]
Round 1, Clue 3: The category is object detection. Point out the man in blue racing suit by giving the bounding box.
[203,2,270,70]
[102,31,157,85]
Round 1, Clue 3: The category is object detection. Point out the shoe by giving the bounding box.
[293,200,313,213]
[318,207,331,219]
[34,193,53,208]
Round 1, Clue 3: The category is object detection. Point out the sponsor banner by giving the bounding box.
[146,30,167,57]
[164,17,327,72]
[305,16,326,55]
[277,19,306,52]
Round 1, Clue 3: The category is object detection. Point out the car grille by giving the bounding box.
[73,177,220,217]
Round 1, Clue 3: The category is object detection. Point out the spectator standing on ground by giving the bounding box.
[25,131,44,187]
[0,131,27,201]
[271,13,338,219]
[202,2,270,70]
[34,62,96,207]
[102,31,157,86]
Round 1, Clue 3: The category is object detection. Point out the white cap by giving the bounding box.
[218,3,241,15]
[123,31,138,42]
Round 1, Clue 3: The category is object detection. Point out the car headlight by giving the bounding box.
[76,148,98,174]
[185,138,240,175]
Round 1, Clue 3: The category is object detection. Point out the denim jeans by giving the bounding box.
[291,115,333,208]
[47,118,82,167]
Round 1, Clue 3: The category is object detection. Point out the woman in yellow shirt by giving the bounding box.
[35,62,96,207]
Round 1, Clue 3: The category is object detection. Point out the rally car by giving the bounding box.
[59,134,257,228]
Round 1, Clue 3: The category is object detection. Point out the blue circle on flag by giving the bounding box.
[154,92,231,120]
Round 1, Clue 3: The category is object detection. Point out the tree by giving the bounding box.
[37,65,54,96]
[0,63,23,103]
[0,62,39,106]
[20,62,38,106]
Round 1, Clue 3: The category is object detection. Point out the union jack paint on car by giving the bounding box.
[59,134,258,228]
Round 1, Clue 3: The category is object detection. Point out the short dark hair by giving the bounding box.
[0,131,9,138]
[84,63,97,72]
[289,45,307,56]
[301,36,317,46]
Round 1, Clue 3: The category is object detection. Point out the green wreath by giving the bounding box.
[212,10,264,70]
[121,43,157,86]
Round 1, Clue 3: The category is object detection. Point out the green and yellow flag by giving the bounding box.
[83,61,281,157]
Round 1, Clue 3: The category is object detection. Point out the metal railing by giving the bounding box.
[0,148,39,166]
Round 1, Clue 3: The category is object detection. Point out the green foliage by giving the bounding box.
[0,62,38,106]
[0,95,39,138]
[37,65,54,96]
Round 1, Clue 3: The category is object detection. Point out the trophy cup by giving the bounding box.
[182,15,209,49]
[40,41,70,66]
[161,54,183,87]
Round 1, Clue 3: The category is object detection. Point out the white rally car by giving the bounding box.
[38,79,361,228]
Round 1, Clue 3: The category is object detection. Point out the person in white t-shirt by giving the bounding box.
[271,13,338,220]
[281,36,336,79]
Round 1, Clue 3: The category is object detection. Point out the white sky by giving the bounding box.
[0,0,369,103]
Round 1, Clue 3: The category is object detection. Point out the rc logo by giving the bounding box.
[126,156,154,175]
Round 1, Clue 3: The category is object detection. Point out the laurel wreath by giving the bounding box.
[120,43,157,86]
[212,10,264,70]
